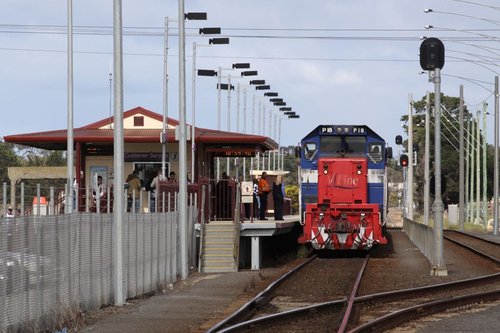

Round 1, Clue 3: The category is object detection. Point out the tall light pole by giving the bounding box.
[191,34,228,181]
[162,12,208,181]
[112,0,125,305]
[494,76,499,236]
[67,0,74,214]
[459,86,465,231]
[407,94,414,221]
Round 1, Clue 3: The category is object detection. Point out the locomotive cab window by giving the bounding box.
[345,137,366,154]
[369,143,383,163]
[303,142,317,160]
[320,136,341,154]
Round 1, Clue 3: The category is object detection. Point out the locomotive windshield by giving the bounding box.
[303,142,317,160]
[320,136,366,155]
[368,142,384,163]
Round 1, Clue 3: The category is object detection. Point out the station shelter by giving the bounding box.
[4,107,299,271]
[4,106,277,211]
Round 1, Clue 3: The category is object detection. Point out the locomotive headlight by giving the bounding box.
[323,164,329,174]
[356,164,362,175]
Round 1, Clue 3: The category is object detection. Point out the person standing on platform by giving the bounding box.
[252,178,260,219]
[258,171,270,220]
[272,175,285,220]
[127,168,142,212]
[149,169,162,213]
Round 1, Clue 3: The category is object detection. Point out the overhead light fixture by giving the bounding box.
[232,63,250,69]
[199,27,221,34]
[185,12,207,20]
[209,38,230,45]
[241,70,258,76]
[198,69,217,76]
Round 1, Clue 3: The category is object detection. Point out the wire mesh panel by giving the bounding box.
[0,208,185,332]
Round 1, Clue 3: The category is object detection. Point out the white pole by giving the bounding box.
[243,87,247,133]
[112,0,125,305]
[476,110,480,224]
[237,83,241,133]
[494,76,499,236]
[66,0,74,214]
[191,42,196,181]
[424,92,430,225]
[178,0,189,280]
[161,17,170,180]
[227,75,231,176]
[216,67,222,180]
[407,93,414,221]
[482,102,488,227]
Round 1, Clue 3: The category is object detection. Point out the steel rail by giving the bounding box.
[216,298,346,333]
[443,230,500,264]
[212,255,369,333]
[338,255,370,333]
[206,255,317,333]
[348,289,500,333]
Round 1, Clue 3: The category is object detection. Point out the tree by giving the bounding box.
[401,92,494,211]
[0,139,22,184]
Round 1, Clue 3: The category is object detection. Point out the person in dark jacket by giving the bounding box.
[272,175,285,220]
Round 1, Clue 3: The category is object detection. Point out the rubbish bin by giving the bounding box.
[33,196,48,215]
[448,204,458,226]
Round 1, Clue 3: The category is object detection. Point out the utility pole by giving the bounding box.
[476,110,480,224]
[466,118,471,223]
[432,67,447,276]
[407,94,414,220]
[494,76,499,236]
[424,92,431,226]
[419,37,447,275]
[482,102,488,227]
[470,118,476,224]
[459,86,465,231]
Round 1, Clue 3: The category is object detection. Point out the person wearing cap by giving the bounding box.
[5,206,15,218]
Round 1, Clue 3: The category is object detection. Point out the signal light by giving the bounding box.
[400,154,409,167]
[419,37,445,70]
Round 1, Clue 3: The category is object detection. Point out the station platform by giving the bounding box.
[196,216,301,271]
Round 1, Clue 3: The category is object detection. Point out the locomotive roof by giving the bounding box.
[302,125,385,142]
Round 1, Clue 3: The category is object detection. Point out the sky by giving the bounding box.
[1,0,499,152]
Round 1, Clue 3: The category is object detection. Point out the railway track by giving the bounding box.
[443,229,500,263]
[207,254,370,332]
[207,230,500,332]
[348,230,500,332]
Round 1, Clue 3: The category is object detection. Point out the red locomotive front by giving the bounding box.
[298,157,387,250]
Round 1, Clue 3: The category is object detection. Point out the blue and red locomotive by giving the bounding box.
[297,125,392,250]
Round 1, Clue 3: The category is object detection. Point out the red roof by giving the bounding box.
[4,106,277,151]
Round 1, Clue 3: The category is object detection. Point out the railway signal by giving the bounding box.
[400,154,409,167]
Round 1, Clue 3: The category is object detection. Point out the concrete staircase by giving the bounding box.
[199,221,240,273]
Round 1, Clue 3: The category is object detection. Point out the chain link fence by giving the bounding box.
[0,207,198,332]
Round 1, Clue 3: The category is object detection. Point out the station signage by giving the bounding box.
[319,126,366,135]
